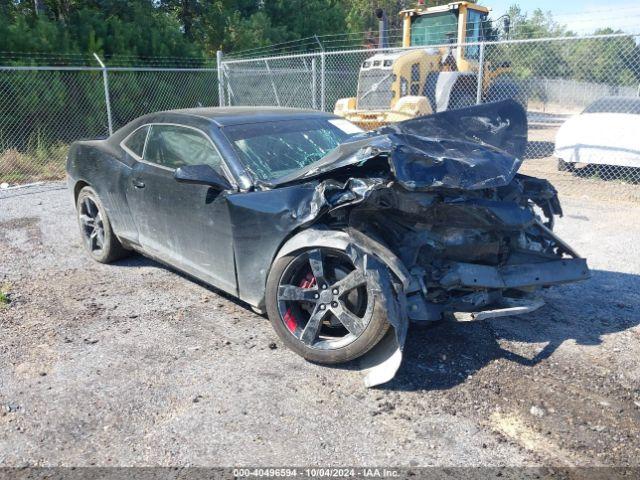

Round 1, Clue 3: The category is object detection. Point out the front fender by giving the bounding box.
[274,228,350,262]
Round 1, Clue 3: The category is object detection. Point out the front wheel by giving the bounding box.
[265,247,389,364]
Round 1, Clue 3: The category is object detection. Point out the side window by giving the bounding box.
[123,126,148,158]
[465,10,483,59]
[144,124,225,175]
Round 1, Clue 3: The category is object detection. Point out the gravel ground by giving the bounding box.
[0,182,639,467]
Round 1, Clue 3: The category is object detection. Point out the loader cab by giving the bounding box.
[401,1,489,70]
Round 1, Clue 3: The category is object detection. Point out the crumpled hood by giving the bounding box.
[384,133,522,190]
[283,99,527,191]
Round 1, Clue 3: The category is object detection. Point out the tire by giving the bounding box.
[448,91,476,110]
[265,246,390,364]
[557,158,575,172]
[76,186,129,264]
[486,79,527,108]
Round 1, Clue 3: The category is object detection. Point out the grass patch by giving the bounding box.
[1,130,68,185]
[0,287,10,307]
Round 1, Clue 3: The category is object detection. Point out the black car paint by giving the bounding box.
[67,108,353,305]
[67,101,588,314]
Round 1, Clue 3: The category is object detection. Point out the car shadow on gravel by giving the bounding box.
[381,269,640,392]
[111,253,259,312]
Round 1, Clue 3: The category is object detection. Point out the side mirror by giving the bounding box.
[174,164,232,191]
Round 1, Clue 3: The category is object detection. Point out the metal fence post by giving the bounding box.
[93,53,113,135]
[320,52,326,112]
[311,57,317,110]
[216,50,225,107]
[475,42,485,105]
[314,34,326,111]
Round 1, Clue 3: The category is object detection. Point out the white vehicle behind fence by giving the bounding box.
[555,96,640,172]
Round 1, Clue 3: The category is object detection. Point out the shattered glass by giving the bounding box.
[271,99,528,190]
[223,119,356,181]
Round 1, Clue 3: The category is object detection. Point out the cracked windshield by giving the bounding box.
[223,118,363,181]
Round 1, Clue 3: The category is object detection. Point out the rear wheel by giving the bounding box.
[266,247,389,364]
[486,79,527,108]
[76,186,128,263]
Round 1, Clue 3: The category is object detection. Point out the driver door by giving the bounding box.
[126,123,237,295]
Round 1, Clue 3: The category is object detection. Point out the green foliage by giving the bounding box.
[0,290,9,306]
[0,1,203,62]
[489,6,571,81]
[508,5,570,39]
[489,5,640,88]
[568,29,640,86]
[1,1,640,184]
[0,129,68,183]
[0,0,356,57]
[344,0,404,35]
[2,0,633,62]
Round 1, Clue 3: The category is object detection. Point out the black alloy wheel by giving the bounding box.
[76,186,128,263]
[266,246,389,364]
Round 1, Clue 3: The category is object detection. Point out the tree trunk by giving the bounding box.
[33,0,44,15]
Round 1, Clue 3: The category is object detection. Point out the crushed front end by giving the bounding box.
[347,175,589,325]
[287,100,591,386]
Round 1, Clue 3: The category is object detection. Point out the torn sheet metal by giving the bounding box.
[347,244,408,388]
[379,98,528,158]
[275,99,527,191]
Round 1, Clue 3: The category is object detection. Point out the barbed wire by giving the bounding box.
[225,13,640,60]
[0,51,216,68]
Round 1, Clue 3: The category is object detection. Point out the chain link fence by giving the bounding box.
[0,63,218,185]
[2,33,640,202]
[107,68,219,130]
[0,67,108,184]
[219,33,640,201]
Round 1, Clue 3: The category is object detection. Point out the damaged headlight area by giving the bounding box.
[347,177,586,314]
[310,176,589,386]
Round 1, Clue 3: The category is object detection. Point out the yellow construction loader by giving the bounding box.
[334,1,519,129]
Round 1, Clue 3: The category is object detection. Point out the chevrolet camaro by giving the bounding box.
[67,101,590,386]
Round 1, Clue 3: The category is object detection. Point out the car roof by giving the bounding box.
[163,106,336,127]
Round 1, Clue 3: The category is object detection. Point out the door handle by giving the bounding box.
[132,179,145,189]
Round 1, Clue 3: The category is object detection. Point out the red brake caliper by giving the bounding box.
[284,272,317,333]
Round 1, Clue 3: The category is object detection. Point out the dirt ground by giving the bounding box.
[1,177,639,468]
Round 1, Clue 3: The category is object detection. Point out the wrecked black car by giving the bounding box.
[66,100,590,386]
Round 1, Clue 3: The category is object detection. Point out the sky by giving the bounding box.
[483,0,640,34]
